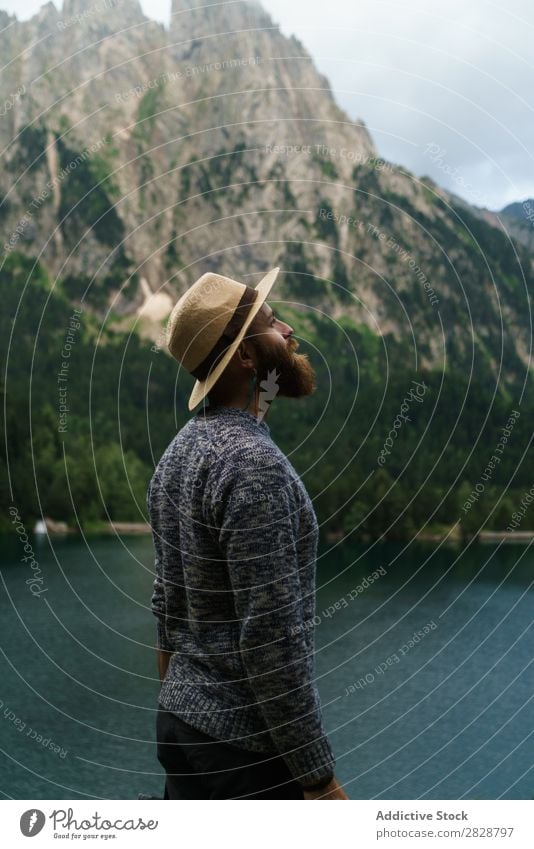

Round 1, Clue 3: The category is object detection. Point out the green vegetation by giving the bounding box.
[312,152,339,180]
[179,144,262,206]
[7,123,47,174]
[56,136,125,247]
[164,231,183,274]
[133,86,162,144]
[0,252,177,532]
[89,140,122,201]
[2,248,533,542]
[352,161,382,196]
[280,241,318,302]
[3,134,534,540]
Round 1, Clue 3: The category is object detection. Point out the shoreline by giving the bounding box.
[3,523,534,542]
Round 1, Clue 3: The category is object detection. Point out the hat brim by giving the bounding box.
[187,266,280,411]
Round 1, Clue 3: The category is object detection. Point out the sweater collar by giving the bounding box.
[194,404,271,434]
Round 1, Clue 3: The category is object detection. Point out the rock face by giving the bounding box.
[1,0,532,384]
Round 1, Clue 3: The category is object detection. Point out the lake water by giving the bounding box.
[0,532,532,800]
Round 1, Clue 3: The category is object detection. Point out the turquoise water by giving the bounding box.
[0,532,532,799]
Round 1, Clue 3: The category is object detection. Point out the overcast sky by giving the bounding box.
[2,0,533,210]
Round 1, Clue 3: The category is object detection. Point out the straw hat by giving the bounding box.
[166,267,280,411]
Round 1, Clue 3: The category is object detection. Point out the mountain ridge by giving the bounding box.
[1,0,532,387]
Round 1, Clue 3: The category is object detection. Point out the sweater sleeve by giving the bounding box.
[216,460,336,787]
[147,476,174,653]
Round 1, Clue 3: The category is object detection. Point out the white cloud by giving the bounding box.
[260,0,534,209]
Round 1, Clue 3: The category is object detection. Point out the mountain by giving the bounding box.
[2,0,534,538]
[1,0,533,390]
[1,0,375,321]
[501,200,534,222]
[456,197,534,254]
[497,200,534,252]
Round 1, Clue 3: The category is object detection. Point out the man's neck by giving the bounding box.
[208,394,272,421]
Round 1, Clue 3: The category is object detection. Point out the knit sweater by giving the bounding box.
[147,404,336,787]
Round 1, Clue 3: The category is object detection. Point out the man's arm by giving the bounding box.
[151,565,176,666]
[152,578,175,682]
[148,476,175,682]
[217,461,341,791]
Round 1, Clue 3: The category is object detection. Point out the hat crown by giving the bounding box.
[164,265,279,411]
[166,273,247,371]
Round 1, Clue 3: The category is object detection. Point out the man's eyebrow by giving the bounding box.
[266,307,275,321]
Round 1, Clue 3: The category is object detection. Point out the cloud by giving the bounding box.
[260,0,534,209]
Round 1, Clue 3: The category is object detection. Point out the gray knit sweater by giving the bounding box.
[147,404,336,787]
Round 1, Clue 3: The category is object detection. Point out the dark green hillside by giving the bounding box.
[1,249,532,540]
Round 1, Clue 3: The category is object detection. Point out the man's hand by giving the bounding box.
[303,776,349,800]
[157,648,172,683]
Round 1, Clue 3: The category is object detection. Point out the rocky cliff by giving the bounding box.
[1,0,532,386]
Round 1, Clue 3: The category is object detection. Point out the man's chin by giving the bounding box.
[256,342,316,399]
[275,355,316,398]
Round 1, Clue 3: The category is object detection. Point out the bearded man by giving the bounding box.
[148,267,347,800]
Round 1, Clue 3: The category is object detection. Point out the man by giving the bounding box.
[148,267,348,800]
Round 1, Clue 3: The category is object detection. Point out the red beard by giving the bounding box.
[254,334,316,399]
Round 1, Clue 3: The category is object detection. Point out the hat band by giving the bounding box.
[190,285,258,381]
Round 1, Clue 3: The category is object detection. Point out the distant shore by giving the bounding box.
[324,527,534,544]
[4,520,534,542]
[478,530,534,543]
[20,519,153,536]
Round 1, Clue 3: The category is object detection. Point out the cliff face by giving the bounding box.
[1,0,532,385]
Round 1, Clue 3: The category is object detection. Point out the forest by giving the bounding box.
[2,249,532,541]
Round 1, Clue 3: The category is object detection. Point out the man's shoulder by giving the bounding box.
[149,418,200,486]
[213,431,288,477]
[205,439,296,521]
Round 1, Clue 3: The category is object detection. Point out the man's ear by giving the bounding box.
[236,339,256,368]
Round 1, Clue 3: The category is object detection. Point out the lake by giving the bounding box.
[0,532,532,799]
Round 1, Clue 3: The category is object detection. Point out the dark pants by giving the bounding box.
[156,704,304,799]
